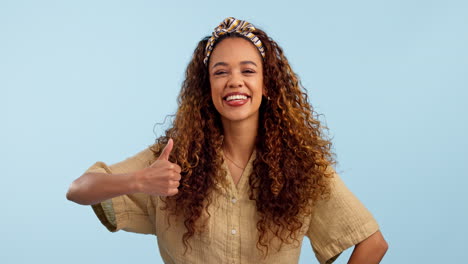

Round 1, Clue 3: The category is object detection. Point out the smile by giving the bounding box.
[225,94,248,101]
[223,92,251,101]
[223,93,251,107]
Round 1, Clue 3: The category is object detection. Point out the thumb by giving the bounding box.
[157,138,174,161]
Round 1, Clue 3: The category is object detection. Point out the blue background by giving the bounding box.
[2,0,467,263]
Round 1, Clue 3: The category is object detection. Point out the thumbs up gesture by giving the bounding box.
[135,138,181,196]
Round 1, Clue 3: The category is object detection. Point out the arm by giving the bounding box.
[347,230,388,264]
[66,171,138,205]
[306,168,385,264]
[66,139,181,205]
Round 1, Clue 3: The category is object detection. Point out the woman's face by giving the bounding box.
[208,37,265,125]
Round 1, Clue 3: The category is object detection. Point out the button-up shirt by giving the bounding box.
[86,147,379,264]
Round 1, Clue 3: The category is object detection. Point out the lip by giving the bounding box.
[222,92,251,100]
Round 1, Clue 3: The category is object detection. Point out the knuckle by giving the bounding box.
[163,188,172,196]
[170,181,179,188]
[169,189,178,196]
[167,178,173,184]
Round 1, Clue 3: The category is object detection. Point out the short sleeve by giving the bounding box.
[84,147,157,235]
[306,168,380,264]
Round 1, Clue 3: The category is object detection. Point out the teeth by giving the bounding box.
[226,95,248,101]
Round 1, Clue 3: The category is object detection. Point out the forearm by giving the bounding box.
[66,172,138,205]
[348,231,388,264]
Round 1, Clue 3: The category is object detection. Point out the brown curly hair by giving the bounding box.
[150,27,335,255]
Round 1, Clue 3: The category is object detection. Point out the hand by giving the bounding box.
[135,138,181,196]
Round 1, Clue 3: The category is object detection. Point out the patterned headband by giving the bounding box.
[203,17,265,65]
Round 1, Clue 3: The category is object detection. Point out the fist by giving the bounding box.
[135,138,181,196]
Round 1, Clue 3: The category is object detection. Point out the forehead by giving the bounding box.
[209,37,263,66]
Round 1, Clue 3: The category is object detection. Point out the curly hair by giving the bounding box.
[149,27,335,255]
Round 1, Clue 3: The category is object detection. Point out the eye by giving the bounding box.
[214,70,227,76]
[243,69,256,74]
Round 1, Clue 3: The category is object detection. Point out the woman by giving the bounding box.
[67,17,388,263]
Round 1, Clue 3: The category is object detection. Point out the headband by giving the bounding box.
[203,17,265,65]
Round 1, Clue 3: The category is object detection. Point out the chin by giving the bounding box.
[222,112,258,123]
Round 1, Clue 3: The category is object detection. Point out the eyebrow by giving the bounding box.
[212,62,228,69]
[240,60,257,67]
[211,60,258,69]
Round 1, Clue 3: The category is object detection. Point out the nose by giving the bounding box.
[227,72,243,88]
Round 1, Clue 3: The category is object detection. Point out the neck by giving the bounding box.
[222,118,258,162]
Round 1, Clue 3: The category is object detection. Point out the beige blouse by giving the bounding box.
[85,147,379,264]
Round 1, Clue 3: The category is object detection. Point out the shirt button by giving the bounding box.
[231,229,237,235]
[231,198,237,204]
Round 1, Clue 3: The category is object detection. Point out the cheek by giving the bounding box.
[209,79,218,99]
[210,86,221,101]
[210,85,223,111]
[250,79,265,98]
